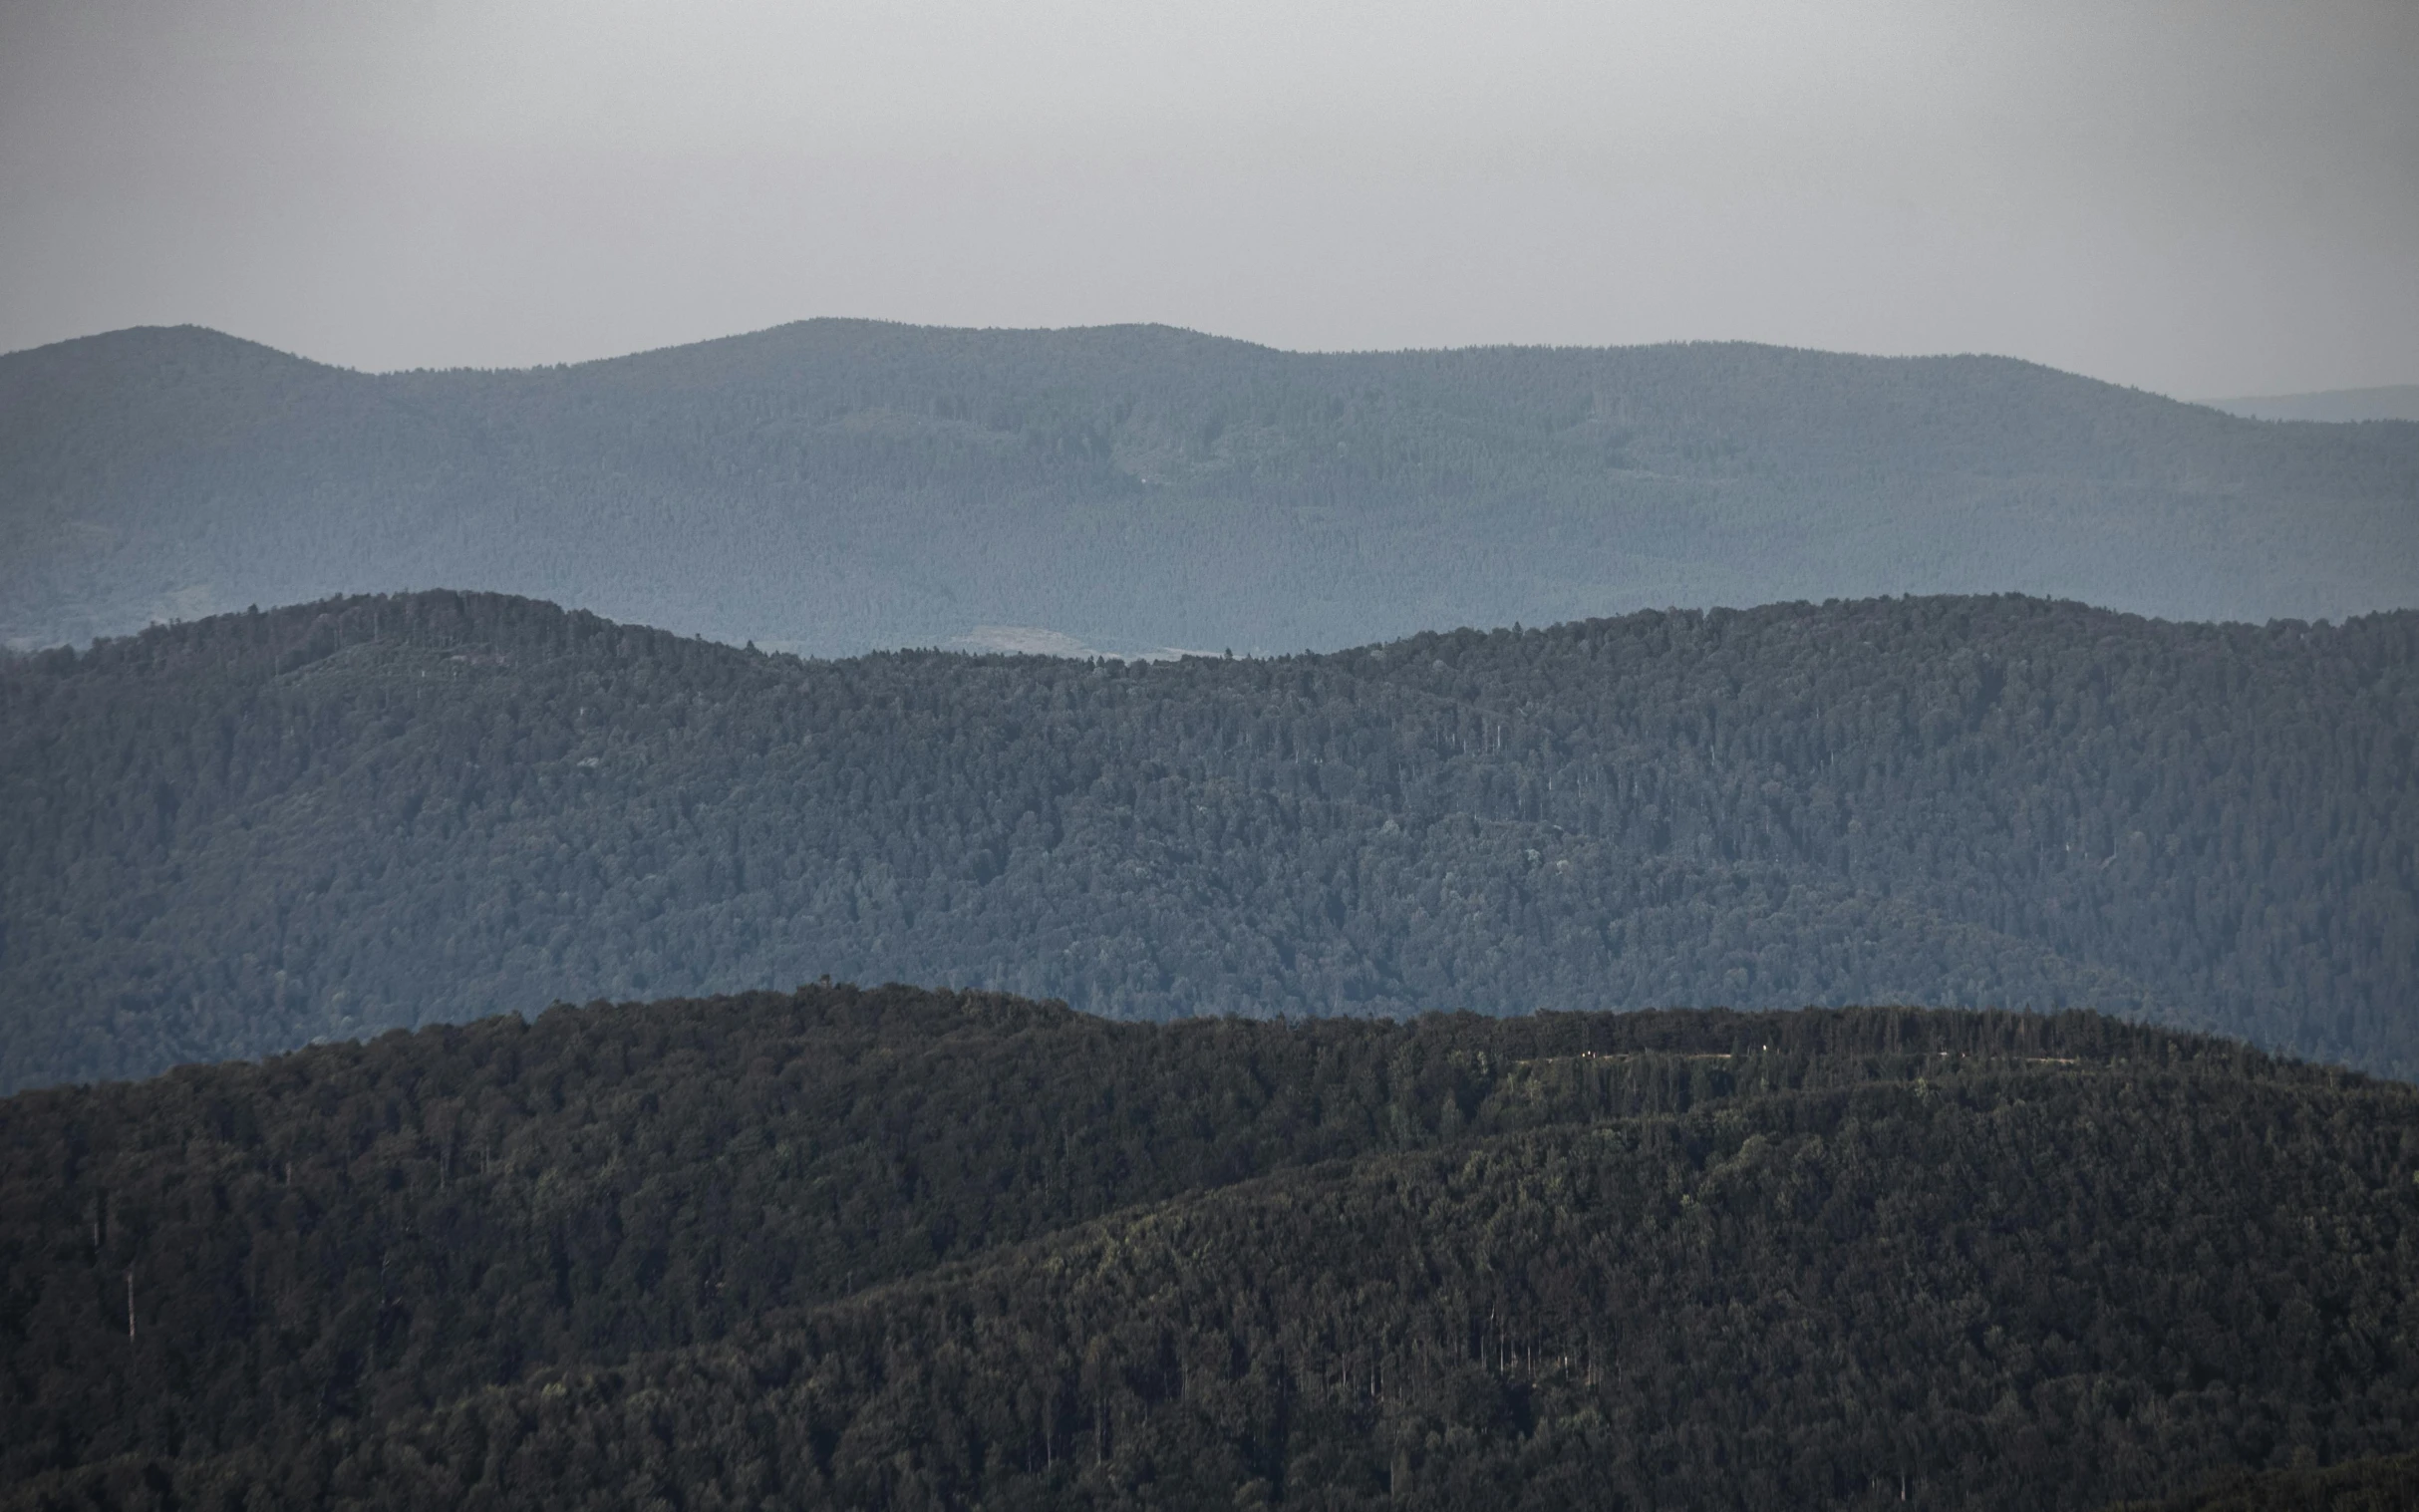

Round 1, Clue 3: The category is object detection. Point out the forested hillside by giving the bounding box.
[4,986,2416,1509]
[5,320,2415,656]
[2116,1452,2419,1511]
[4,591,2414,1091]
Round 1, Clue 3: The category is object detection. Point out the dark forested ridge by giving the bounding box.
[5,590,2416,1091]
[4,320,2415,656]
[2114,1452,2419,1511]
[4,985,2417,1510]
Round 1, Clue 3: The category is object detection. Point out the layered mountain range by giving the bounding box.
[8,318,2419,1510]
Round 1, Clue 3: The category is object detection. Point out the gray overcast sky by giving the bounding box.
[2,0,2413,397]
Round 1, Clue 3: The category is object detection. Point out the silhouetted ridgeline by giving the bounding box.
[4,590,2416,1091]
[5,320,2415,655]
[5,986,2418,1509]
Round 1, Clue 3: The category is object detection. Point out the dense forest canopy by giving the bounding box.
[2113,1451,2419,1511]
[3,590,2414,1091]
[4,986,2416,1509]
[4,320,2414,655]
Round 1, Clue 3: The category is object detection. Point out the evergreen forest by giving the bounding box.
[4,591,2415,1092]
[6,321,2414,657]
[8,985,2419,1509]
[2115,1450,2419,1511]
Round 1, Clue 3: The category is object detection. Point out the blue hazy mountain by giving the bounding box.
[2206,384,2419,424]
[5,321,2415,655]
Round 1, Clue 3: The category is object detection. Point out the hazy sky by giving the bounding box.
[2,0,2413,396]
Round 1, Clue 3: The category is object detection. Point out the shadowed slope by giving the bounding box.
[3,987,2414,1509]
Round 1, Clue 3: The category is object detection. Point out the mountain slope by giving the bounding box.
[3,986,2415,1509]
[4,321,2415,655]
[4,591,2414,1091]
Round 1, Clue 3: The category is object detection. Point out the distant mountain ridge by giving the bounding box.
[5,590,2413,1092]
[2206,384,2419,424]
[4,320,2415,655]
